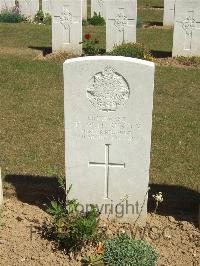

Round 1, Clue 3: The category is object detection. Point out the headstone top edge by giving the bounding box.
[63,56,155,68]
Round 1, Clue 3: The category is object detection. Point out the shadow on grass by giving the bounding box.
[151,6,164,9]
[28,46,52,56]
[4,174,65,210]
[151,50,172,58]
[146,21,163,27]
[4,175,199,225]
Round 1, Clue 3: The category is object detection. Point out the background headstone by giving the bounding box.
[82,0,87,20]
[0,0,15,11]
[173,0,200,57]
[163,0,176,26]
[106,0,137,52]
[42,0,52,14]
[18,0,39,19]
[64,56,155,224]
[91,0,106,19]
[52,0,82,54]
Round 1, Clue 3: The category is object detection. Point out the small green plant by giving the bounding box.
[42,186,101,251]
[82,19,89,26]
[108,42,153,61]
[0,9,25,23]
[103,234,159,266]
[57,175,66,192]
[34,9,44,23]
[88,12,105,26]
[34,10,51,25]
[152,192,164,213]
[81,33,100,55]
[82,254,104,265]
[43,12,52,25]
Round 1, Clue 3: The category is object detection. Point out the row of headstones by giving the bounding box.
[53,0,200,57]
[0,0,38,18]
[52,0,137,54]
[1,0,199,57]
[0,0,106,20]
[0,0,88,19]
[164,0,200,56]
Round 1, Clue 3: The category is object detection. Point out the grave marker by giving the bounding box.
[0,0,15,11]
[52,0,82,54]
[64,56,155,224]
[42,0,52,14]
[163,0,176,26]
[173,0,200,56]
[43,0,87,19]
[18,0,39,19]
[106,0,137,52]
[91,0,106,19]
[82,0,87,20]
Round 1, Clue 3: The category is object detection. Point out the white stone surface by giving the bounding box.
[52,0,82,54]
[43,0,86,18]
[64,56,155,224]
[42,0,52,14]
[0,0,15,11]
[173,0,200,57]
[106,0,137,52]
[0,168,3,207]
[82,0,87,20]
[163,0,176,26]
[91,0,106,19]
[18,0,39,19]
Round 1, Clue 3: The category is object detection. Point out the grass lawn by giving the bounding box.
[0,13,199,192]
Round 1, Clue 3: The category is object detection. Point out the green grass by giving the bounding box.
[0,23,51,49]
[138,8,163,24]
[138,0,164,8]
[152,66,200,188]
[0,11,199,192]
[0,23,173,54]
[138,28,173,53]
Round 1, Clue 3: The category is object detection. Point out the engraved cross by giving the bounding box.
[89,144,125,199]
[177,10,200,50]
[54,5,79,44]
[108,8,135,42]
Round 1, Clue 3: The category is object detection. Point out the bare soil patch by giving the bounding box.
[0,187,199,266]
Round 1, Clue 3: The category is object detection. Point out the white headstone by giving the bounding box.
[52,0,82,54]
[43,0,87,19]
[91,0,106,19]
[0,0,15,11]
[106,0,137,52]
[82,0,87,20]
[18,0,39,19]
[173,0,200,57]
[0,168,3,207]
[64,56,155,224]
[42,0,52,14]
[163,0,176,26]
